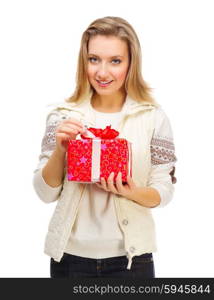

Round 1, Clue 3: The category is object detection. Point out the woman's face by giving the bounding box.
[87,35,130,97]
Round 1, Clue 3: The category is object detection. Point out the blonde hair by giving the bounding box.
[66,16,156,104]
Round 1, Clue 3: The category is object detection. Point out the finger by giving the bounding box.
[55,132,71,150]
[57,124,84,136]
[126,175,136,189]
[60,122,84,134]
[107,172,118,194]
[95,183,102,189]
[55,132,71,142]
[56,125,78,135]
[115,172,124,194]
[100,177,110,192]
[60,123,84,132]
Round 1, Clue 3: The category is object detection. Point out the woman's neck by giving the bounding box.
[91,92,126,113]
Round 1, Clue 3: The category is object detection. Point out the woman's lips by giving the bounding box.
[96,80,113,87]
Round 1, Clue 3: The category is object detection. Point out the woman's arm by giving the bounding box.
[33,109,85,203]
[33,110,64,203]
[127,107,177,208]
[42,148,66,187]
[96,107,177,208]
[125,186,161,208]
[97,172,162,208]
[146,107,177,208]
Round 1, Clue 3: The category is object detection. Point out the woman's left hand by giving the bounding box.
[95,172,137,199]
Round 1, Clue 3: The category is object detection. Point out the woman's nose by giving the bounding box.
[96,63,109,77]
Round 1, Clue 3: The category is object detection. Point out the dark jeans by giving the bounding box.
[50,253,155,278]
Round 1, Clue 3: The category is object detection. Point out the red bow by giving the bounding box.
[80,125,119,139]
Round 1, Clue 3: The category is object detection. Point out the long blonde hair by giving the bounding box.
[66,16,156,104]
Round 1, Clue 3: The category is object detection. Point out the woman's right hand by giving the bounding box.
[55,118,86,153]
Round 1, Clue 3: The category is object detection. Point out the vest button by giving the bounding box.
[122,219,128,225]
[129,246,135,253]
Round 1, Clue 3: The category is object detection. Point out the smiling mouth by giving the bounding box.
[96,80,113,87]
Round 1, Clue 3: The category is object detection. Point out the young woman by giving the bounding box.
[33,16,177,278]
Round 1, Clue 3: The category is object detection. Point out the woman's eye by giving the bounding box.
[88,57,121,64]
[88,57,98,63]
[112,59,121,64]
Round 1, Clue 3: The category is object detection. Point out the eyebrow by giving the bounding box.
[88,54,124,58]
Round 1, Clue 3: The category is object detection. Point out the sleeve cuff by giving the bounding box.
[33,168,62,203]
[147,164,175,208]
[149,182,175,208]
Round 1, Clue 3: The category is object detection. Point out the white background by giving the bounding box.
[0,0,213,278]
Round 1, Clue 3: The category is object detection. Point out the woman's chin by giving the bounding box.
[93,88,115,96]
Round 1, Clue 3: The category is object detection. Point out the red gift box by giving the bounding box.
[67,126,132,183]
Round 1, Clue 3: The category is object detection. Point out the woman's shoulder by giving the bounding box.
[47,100,77,112]
[152,105,174,139]
[45,100,82,122]
[153,105,172,125]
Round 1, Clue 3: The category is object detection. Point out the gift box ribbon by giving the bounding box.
[78,126,120,181]
[80,125,119,140]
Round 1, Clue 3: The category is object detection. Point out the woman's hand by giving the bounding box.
[55,118,85,153]
[95,172,138,199]
[96,172,162,207]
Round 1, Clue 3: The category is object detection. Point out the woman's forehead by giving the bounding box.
[88,35,128,57]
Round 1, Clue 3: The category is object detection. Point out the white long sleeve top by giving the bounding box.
[33,103,177,260]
